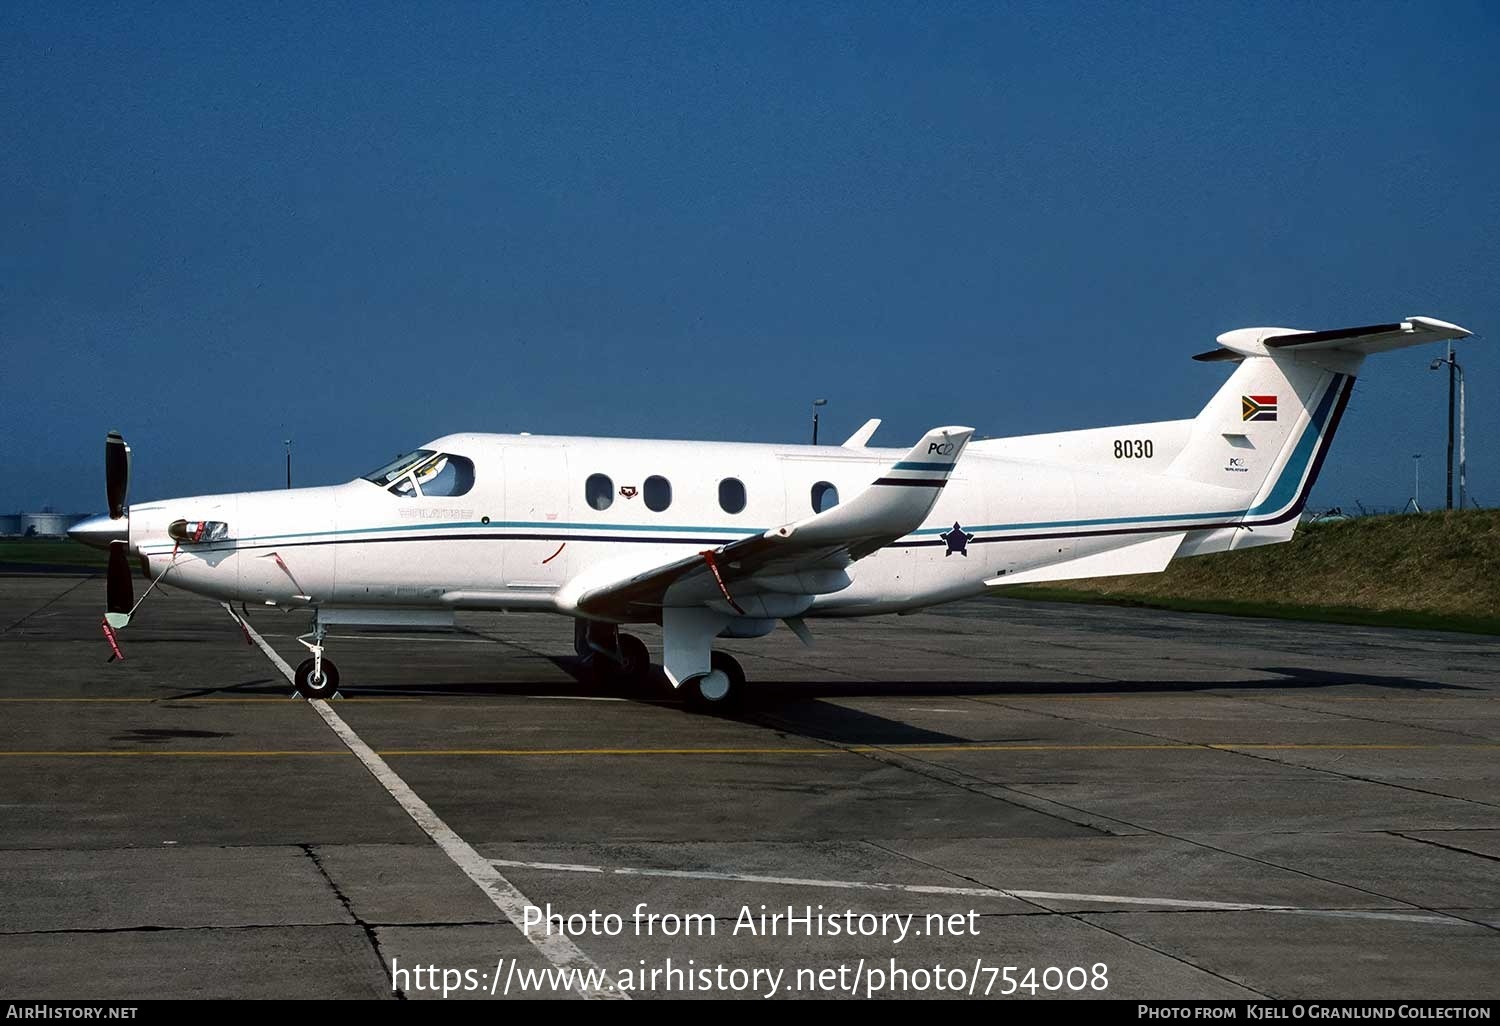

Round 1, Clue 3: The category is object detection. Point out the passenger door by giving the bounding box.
[502,444,572,589]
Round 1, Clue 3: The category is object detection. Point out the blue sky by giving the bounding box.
[3,1,1495,514]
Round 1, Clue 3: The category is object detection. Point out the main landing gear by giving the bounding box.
[574,619,653,686]
[293,619,340,699]
[573,617,748,710]
[684,651,746,712]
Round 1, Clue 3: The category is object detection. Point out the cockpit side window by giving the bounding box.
[412,454,475,497]
[362,450,475,498]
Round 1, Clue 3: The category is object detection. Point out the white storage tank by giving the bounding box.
[19,512,76,538]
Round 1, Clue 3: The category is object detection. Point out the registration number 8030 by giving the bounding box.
[1113,439,1153,459]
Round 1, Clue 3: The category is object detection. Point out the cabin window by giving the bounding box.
[811,480,839,513]
[718,477,746,514]
[585,473,614,511]
[644,475,672,512]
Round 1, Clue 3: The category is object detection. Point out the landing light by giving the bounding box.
[168,519,230,543]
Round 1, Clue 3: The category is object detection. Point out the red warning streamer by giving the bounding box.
[699,550,745,615]
[100,618,125,662]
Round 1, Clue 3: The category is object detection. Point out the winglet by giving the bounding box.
[771,425,973,547]
[872,424,974,488]
[842,418,881,449]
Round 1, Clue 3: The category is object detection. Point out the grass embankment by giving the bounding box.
[1004,510,1500,635]
[0,538,108,570]
[4,515,1496,633]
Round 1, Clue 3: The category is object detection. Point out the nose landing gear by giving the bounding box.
[293,619,340,699]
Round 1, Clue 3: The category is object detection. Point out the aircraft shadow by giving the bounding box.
[156,662,1478,749]
[714,667,1481,746]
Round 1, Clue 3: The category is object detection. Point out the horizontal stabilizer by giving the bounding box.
[1191,348,1245,363]
[985,532,1185,588]
[1264,316,1470,355]
[1197,316,1471,362]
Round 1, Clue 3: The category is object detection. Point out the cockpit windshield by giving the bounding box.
[362,449,475,498]
[363,450,436,487]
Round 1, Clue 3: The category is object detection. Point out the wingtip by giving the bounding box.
[1407,316,1473,339]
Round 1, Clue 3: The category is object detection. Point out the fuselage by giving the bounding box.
[121,421,1296,622]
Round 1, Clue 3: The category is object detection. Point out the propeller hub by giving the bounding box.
[69,513,128,551]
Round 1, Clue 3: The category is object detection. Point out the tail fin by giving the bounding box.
[1169,316,1470,531]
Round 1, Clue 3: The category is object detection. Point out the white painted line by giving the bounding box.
[1272,908,1475,926]
[229,605,625,1000]
[488,857,1472,927]
[232,606,297,680]
[492,858,1010,897]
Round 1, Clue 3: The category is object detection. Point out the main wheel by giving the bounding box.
[685,651,746,712]
[294,657,340,699]
[617,633,651,680]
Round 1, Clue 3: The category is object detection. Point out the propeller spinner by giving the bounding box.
[69,432,131,550]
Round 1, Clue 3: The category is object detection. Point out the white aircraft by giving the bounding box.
[72,316,1471,707]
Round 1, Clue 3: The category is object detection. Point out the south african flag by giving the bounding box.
[1242,394,1278,422]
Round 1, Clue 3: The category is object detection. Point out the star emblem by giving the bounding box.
[939,521,974,557]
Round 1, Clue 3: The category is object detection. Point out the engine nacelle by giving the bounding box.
[717,618,776,639]
[707,593,813,619]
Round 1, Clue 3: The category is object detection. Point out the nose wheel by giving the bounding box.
[294,656,340,699]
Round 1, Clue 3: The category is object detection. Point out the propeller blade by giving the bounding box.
[106,541,133,630]
[106,431,131,521]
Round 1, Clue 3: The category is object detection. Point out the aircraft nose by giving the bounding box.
[69,513,127,551]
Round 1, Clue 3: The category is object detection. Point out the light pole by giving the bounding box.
[1430,345,1467,509]
[284,439,292,490]
[811,398,827,445]
[1410,453,1422,513]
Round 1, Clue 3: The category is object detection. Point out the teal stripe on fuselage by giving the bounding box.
[138,519,765,554]
[209,519,762,546]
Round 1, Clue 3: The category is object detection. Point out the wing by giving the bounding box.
[567,425,975,621]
